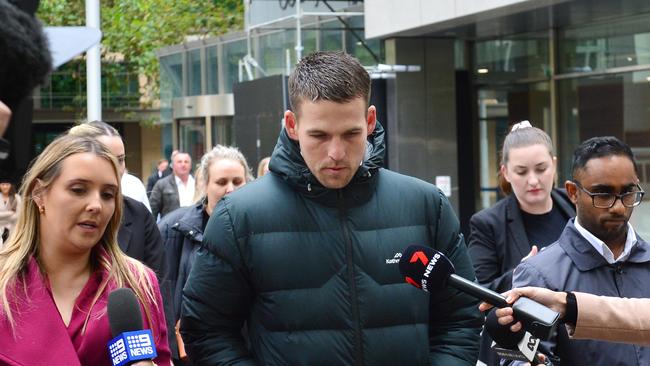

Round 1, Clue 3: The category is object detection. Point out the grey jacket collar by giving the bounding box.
[560,219,650,271]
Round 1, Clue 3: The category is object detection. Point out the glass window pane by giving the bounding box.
[207,46,219,94]
[558,14,650,74]
[160,53,183,98]
[211,116,233,146]
[257,29,296,76]
[557,71,650,238]
[178,118,205,167]
[320,20,342,51]
[473,32,549,82]
[223,39,247,93]
[188,49,202,96]
[344,16,382,65]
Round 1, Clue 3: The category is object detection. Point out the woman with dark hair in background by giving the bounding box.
[468,121,575,366]
[0,180,20,246]
[159,144,253,364]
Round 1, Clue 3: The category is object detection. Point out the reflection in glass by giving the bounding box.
[557,71,650,238]
[223,39,247,93]
[558,14,650,74]
[474,32,549,82]
[207,46,219,95]
[178,119,205,166]
[211,116,233,146]
[188,49,202,96]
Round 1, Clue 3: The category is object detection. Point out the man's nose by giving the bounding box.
[328,140,345,161]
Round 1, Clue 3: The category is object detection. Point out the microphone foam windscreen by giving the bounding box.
[108,288,144,337]
[398,244,455,292]
[485,308,525,348]
[0,0,52,109]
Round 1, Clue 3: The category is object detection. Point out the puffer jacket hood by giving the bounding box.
[268,121,385,207]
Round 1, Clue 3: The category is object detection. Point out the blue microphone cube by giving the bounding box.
[108,329,157,366]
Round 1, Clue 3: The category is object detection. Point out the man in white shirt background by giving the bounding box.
[150,151,195,219]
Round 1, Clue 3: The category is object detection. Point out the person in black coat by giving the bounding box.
[146,158,170,197]
[119,196,165,279]
[468,121,575,366]
[159,144,253,365]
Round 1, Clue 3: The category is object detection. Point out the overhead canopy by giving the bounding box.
[44,26,101,68]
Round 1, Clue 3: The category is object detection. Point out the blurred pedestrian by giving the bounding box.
[0,179,20,246]
[256,156,270,178]
[147,158,170,197]
[159,145,252,364]
[150,152,194,219]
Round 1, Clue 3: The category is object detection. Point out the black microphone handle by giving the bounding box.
[448,274,509,308]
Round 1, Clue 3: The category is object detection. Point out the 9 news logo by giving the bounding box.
[108,330,157,366]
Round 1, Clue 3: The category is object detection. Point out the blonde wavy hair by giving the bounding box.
[0,134,157,334]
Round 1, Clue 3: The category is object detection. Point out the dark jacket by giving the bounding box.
[467,189,575,294]
[118,196,166,281]
[468,190,575,366]
[150,174,180,218]
[180,123,483,366]
[147,170,168,197]
[159,201,204,322]
[513,219,650,366]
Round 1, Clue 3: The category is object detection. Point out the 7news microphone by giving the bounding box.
[107,288,158,366]
[398,244,560,341]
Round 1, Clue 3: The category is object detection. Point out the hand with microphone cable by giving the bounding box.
[107,288,159,366]
[398,244,560,341]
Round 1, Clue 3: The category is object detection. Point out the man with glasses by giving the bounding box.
[510,136,648,366]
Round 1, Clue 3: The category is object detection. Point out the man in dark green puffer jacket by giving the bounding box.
[181,51,483,365]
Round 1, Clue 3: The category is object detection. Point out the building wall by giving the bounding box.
[139,124,164,182]
[364,0,558,39]
[385,38,460,211]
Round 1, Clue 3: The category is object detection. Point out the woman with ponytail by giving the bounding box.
[0,134,171,366]
[468,121,575,366]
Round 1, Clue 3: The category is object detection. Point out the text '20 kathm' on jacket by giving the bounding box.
[180,122,483,366]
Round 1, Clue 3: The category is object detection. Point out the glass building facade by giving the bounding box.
[157,13,382,166]
[471,14,650,237]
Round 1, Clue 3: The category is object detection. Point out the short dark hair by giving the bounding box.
[288,51,370,114]
[571,136,636,179]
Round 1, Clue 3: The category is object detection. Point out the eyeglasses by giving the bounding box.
[572,181,645,208]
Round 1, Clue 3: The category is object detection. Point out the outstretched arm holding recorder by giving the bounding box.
[480,287,650,346]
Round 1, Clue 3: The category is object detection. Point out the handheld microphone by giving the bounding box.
[107,288,158,366]
[398,245,559,340]
[485,308,548,364]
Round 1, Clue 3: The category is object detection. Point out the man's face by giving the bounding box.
[158,160,169,173]
[567,155,639,245]
[173,153,191,179]
[285,97,376,189]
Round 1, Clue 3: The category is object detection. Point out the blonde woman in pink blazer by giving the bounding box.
[0,134,171,366]
[480,286,650,346]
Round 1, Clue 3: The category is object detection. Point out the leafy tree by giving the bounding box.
[38,0,243,107]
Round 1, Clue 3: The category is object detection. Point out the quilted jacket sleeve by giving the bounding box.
[428,190,484,365]
[180,200,256,366]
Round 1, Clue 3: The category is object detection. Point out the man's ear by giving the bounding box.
[366,105,377,136]
[285,110,298,141]
[565,180,579,204]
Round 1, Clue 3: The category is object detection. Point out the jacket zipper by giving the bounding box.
[338,190,363,366]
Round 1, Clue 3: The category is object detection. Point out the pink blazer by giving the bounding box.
[0,254,171,366]
[568,292,650,345]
